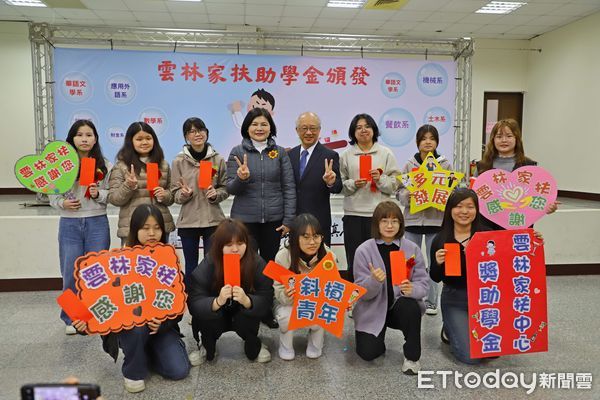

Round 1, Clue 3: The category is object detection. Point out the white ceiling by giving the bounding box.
[1,0,599,40]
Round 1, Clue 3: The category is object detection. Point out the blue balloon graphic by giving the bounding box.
[378,108,416,147]
[380,72,406,98]
[423,107,452,135]
[416,63,448,97]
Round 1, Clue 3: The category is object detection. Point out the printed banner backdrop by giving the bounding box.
[54,48,456,170]
[74,244,187,334]
[466,229,548,359]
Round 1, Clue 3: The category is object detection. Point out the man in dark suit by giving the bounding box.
[288,112,342,246]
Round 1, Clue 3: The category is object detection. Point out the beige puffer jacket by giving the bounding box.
[170,145,228,228]
[108,160,175,238]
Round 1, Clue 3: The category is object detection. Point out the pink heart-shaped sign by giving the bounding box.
[472,166,557,230]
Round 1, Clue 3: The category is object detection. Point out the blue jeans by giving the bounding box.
[58,215,110,325]
[178,227,216,290]
[404,231,439,307]
[440,285,482,365]
[118,326,190,381]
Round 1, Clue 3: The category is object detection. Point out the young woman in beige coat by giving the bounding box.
[109,122,174,244]
[171,117,229,287]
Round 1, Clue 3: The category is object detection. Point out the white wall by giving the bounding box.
[525,12,600,194]
[0,21,36,188]
[469,38,529,162]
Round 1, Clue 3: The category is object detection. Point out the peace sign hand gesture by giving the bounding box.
[126,164,138,189]
[178,177,193,199]
[322,158,336,186]
[234,154,250,181]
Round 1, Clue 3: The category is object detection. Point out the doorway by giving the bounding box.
[482,92,524,154]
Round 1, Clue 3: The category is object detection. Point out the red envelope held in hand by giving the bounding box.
[444,243,462,276]
[79,157,96,186]
[223,253,241,287]
[56,289,93,322]
[198,160,213,189]
[359,155,372,181]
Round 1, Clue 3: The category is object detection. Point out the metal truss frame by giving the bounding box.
[29,22,473,171]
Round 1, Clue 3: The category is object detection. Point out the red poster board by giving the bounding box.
[466,229,548,358]
[72,244,186,334]
[287,253,366,338]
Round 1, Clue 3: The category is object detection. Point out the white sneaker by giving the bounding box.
[425,304,438,315]
[65,325,77,335]
[278,345,295,361]
[401,359,421,375]
[256,343,271,363]
[189,345,207,366]
[306,345,322,359]
[124,378,145,393]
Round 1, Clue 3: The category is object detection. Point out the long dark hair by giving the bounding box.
[66,120,107,177]
[348,113,380,145]
[479,119,531,173]
[209,219,257,292]
[116,122,165,174]
[437,188,482,244]
[240,107,277,139]
[287,214,327,274]
[126,204,168,246]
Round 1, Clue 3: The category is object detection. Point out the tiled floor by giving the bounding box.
[1,275,598,399]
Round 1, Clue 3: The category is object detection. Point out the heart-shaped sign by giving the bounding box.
[472,166,557,230]
[14,141,79,194]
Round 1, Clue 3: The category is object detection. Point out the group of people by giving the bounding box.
[51,110,556,392]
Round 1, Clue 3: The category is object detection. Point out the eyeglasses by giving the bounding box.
[299,233,323,242]
[188,129,207,136]
[297,126,321,133]
[379,218,401,226]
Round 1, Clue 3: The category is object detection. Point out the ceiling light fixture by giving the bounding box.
[476,1,526,14]
[4,0,47,6]
[170,0,202,3]
[327,0,367,9]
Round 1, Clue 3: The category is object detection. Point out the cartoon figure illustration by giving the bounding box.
[287,276,296,290]
[425,155,436,171]
[486,240,496,256]
[447,172,457,188]
[230,88,275,129]
[348,288,360,306]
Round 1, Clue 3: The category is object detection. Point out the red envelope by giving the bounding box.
[390,250,407,285]
[56,289,93,322]
[444,243,462,276]
[359,154,372,180]
[79,157,96,186]
[263,260,294,285]
[146,162,159,192]
[198,160,213,189]
[223,253,241,287]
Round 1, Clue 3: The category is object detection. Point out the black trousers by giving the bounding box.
[245,221,283,263]
[355,297,422,362]
[197,307,262,361]
[342,215,372,282]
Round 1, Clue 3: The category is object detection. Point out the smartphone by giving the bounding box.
[21,383,100,400]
